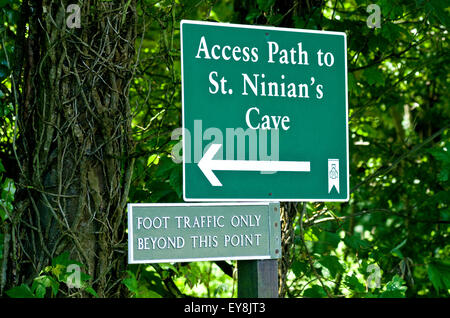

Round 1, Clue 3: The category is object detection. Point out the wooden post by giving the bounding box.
[237,259,278,298]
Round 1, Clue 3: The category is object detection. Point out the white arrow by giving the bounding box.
[198,144,311,186]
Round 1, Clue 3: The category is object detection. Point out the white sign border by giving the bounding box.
[128,202,279,264]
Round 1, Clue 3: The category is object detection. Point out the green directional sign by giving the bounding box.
[181,20,349,201]
[128,203,281,264]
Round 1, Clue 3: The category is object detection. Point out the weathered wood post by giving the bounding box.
[238,260,279,298]
[238,202,280,298]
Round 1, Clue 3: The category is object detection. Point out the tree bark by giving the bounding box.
[2,0,136,297]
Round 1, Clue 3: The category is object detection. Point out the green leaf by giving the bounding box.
[79,271,92,283]
[303,285,327,298]
[256,0,275,11]
[390,238,407,258]
[123,271,137,290]
[381,22,409,42]
[159,263,179,274]
[6,284,36,298]
[344,274,366,293]
[344,234,371,251]
[0,64,9,80]
[440,209,450,222]
[438,169,449,182]
[315,231,341,253]
[380,275,407,298]
[428,147,450,164]
[85,286,99,298]
[52,252,70,267]
[245,8,261,22]
[292,260,308,277]
[318,255,344,278]
[0,0,13,9]
[391,248,403,258]
[304,228,319,242]
[348,73,358,94]
[169,167,182,198]
[33,284,46,298]
[429,146,450,183]
[213,283,229,297]
[389,4,403,20]
[363,67,385,86]
[428,0,450,27]
[32,275,60,298]
[136,285,162,298]
[427,260,450,293]
[52,251,82,268]
[147,153,160,166]
[0,207,6,221]
[267,14,283,26]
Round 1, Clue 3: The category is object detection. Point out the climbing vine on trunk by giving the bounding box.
[3,0,136,297]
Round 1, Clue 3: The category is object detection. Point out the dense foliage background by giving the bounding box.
[0,0,449,298]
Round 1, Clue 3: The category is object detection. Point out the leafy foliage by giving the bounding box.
[5,252,97,298]
[427,260,450,294]
[123,261,235,298]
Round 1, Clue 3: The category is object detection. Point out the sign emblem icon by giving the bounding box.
[328,159,340,193]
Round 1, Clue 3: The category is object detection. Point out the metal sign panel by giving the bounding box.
[128,203,281,264]
[181,20,349,201]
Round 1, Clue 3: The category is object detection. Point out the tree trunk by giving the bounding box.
[2,0,136,297]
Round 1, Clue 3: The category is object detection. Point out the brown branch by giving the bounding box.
[215,261,233,278]
[152,264,186,298]
[300,235,333,298]
[305,208,387,227]
[349,38,426,72]
[305,208,450,228]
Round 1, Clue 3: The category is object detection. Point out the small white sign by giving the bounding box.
[328,159,340,193]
